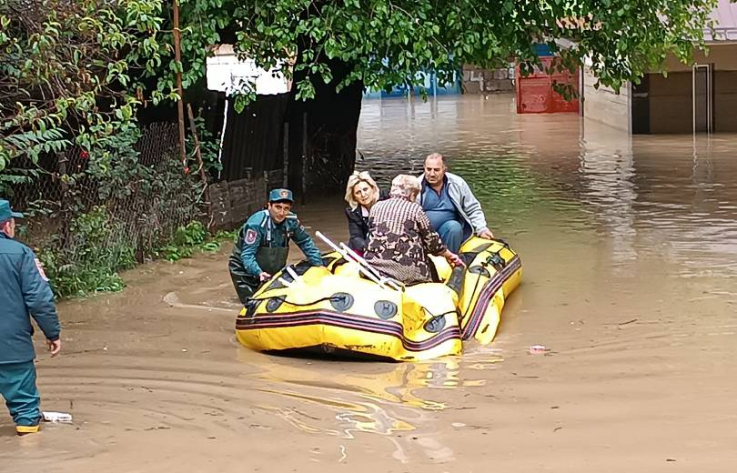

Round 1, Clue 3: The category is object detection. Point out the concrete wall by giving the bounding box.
[662,44,737,72]
[462,65,514,93]
[582,67,631,132]
[209,170,284,230]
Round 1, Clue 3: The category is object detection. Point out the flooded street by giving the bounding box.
[3,95,737,471]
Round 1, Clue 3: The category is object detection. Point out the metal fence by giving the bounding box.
[5,122,203,294]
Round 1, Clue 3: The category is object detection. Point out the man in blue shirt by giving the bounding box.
[419,153,494,253]
[228,188,324,304]
[0,200,61,436]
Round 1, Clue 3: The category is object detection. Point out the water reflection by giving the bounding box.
[579,121,638,270]
[357,95,737,279]
[250,357,463,414]
[242,356,489,463]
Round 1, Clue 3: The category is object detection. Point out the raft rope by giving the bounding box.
[253,294,347,308]
[426,309,459,325]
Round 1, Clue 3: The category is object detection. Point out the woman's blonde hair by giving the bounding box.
[344,171,380,210]
[390,174,421,200]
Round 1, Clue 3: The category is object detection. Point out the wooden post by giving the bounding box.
[186,104,213,229]
[301,112,307,205]
[173,0,186,165]
[282,122,289,188]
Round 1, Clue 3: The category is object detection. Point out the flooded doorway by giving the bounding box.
[693,63,714,133]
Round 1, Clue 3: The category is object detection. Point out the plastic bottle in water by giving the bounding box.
[42,411,73,423]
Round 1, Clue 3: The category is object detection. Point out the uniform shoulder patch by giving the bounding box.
[34,258,49,281]
[245,229,258,245]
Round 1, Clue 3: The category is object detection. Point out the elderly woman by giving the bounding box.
[365,175,464,285]
[344,171,381,254]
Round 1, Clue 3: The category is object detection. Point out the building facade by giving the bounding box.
[583,0,737,134]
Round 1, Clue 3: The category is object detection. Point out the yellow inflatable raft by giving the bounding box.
[235,237,521,361]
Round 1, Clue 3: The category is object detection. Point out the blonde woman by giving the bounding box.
[344,171,381,255]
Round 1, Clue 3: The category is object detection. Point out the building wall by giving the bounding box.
[206,44,290,95]
[594,44,737,134]
[715,70,737,131]
[662,44,737,72]
[462,65,515,93]
[647,72,693,134]
[582,67,631,132]
[643,44,737,133]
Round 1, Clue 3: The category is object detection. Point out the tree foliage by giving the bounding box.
[0,0,720,170]
[0,0,171,171]
[179,0,718,104]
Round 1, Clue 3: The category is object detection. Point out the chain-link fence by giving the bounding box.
[4,122,205,296]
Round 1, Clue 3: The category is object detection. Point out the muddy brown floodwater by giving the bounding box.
[3,95,737,472]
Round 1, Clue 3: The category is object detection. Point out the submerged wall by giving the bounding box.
[582,67,631,133]
[462,65,515,94]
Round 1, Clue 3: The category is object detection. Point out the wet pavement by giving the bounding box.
[2,95,737,472]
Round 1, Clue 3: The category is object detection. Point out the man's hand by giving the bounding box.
[478,229,494,240]
[47,339,61,357]
[258,272,272,282]
[444,250,465,268]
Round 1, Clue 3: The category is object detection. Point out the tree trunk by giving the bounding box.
[285,54,363,197]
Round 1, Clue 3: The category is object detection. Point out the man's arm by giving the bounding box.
[240,225,265,277]
[20,249,61,343]
[291,220,324,266]
[458,179,491,236]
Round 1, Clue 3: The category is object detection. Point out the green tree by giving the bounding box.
[178,0,717,99]
[0,0,171,172]
[174,0,717,192]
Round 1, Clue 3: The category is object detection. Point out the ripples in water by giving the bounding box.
[357,95,737,279]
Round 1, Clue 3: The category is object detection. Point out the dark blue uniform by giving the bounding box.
[0,231,60,432]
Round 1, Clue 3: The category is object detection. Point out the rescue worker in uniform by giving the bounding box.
[228,189,324,304]
[0,200,61,436]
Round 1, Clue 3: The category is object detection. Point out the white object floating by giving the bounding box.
[42,411,73,423]
[529,345,548,355]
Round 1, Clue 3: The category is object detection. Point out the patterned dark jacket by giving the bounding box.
[365,197,447,285]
